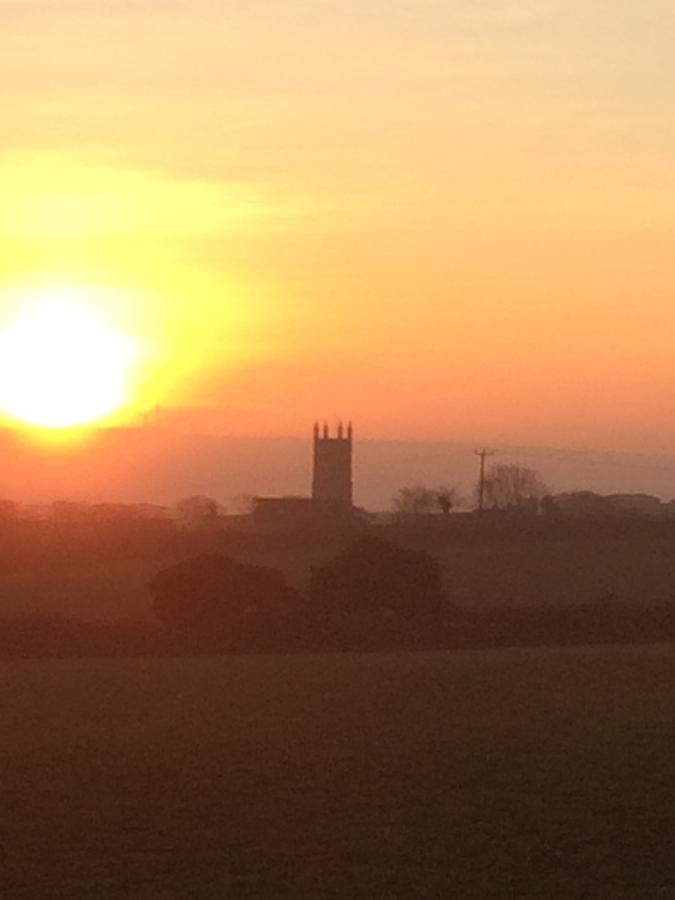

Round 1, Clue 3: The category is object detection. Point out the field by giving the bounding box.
[2,644,675,898]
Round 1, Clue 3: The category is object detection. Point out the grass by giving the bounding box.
[1,644,675,897]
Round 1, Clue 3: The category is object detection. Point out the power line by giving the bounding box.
[494,445,675,474]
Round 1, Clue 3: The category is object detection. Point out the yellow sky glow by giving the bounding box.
[2,2,675,448]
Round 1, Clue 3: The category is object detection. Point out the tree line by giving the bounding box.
[145,537,675,655]
[3,531,675,657]
[392,464,548,516]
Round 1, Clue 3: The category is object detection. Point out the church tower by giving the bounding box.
[312,422,353,506]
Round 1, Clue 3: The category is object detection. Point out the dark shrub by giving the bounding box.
[309,536,444,619]
[149,554,301,642]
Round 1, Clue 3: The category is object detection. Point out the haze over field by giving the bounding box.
[3,429,675,509]
[2,2,675,451]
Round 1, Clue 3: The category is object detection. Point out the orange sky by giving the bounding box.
[2,2,675,450]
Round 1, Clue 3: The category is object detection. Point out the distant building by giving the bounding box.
[251,496,358,532]
[606,493,663,517]
[312,421,353,506]
[553,491,664,518]
[553,491,612,517]
[250,423,359,533]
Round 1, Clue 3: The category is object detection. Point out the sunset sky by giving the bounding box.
[2,1,675,449]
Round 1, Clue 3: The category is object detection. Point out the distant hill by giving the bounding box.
[1,428,674,509]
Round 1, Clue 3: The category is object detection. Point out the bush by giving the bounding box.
[309,536,444,620]
[149,554,301,642]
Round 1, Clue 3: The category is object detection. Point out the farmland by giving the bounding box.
[2,643,675,897]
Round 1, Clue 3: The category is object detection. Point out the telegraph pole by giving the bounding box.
[475,448,495,514]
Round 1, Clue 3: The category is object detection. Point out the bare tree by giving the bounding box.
[436,487,463,519]
[392,485,439,516]
[175,495,221,529]
[481,464,548,511]
[393,485,463,518]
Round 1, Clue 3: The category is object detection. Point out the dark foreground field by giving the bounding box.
[2,645,675,898]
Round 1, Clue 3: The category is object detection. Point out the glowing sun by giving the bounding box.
[0,293,137,429]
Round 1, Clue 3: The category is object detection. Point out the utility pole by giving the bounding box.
[475,448,495,514]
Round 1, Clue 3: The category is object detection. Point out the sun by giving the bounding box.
[0,291,138,429]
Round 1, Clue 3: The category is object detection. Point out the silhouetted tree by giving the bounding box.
[88,503,145,523]
[482,464,548,511]
[393,485,461,518]
[392,485,438,516]
[149,554,300,640]
[174,495,221,529]
[231,493,255,515]
[436,487,462,519]
[393,484,462,519]
[309,536,444,619]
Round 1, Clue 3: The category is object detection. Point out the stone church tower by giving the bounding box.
[312,422,353,506]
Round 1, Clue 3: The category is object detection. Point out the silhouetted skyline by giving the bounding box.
[2,426,675,509]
